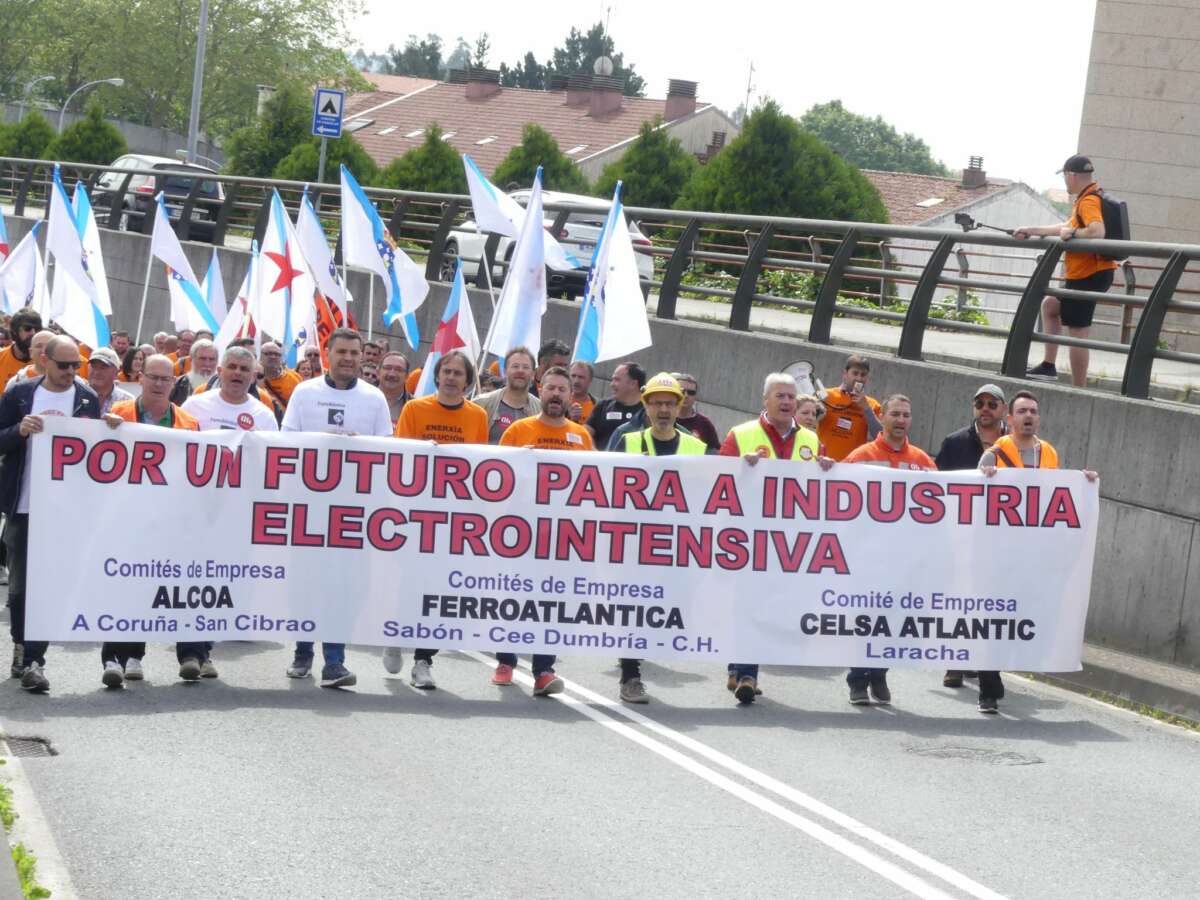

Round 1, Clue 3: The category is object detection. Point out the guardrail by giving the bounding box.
[2,155,1198,400]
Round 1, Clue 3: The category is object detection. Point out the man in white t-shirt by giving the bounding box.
[183,346,278,432]
[280,328,392,688]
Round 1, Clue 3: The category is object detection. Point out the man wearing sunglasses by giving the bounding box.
[0,309,43,395]
[0,335,101,692]
[933,384,1007,690]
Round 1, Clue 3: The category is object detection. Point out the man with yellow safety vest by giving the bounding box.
[979,389,1098,714]
[615,372,709,704]
[718,372,828,704]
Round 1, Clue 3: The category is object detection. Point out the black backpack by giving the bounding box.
[1094,188,1131,261]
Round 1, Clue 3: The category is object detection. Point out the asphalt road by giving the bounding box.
[1,636,1198,900]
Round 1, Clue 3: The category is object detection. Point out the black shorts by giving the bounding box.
[1060,268,1115,328]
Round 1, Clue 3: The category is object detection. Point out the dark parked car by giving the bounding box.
[92,154,225,243]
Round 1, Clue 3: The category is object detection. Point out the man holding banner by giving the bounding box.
[0,336,100,692]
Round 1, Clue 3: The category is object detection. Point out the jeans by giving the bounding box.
[730,663,758,681]
[495,652,556,675]
[294,641,345,666]
[619,658,641,682]
[978,670,1004,700]
[4,515,45,668]
[847,668,887,689]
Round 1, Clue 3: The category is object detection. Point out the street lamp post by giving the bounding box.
[17,75,54,121]
[184,0,209,164]
[57,77,125,132]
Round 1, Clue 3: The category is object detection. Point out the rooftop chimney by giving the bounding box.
[447,69,468,84]
[566,74,592,107]
[665,79,698,121]
[962,156,987,189]
[589,74,624,117]
[465,67,501,100]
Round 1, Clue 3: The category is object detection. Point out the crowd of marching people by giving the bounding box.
[0,310,1096,715]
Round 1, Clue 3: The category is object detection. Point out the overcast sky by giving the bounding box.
[352,0,1097,191]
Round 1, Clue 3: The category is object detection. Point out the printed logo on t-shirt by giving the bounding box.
[606,411,625,420]
[836,416,853,432]
[496,412,516,431]
[327,408,345,427]
[237,412,255,430]
[566,432,583,445]
[799,445,814,460]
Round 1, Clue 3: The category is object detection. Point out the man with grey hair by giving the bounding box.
[183,346,278,432]
[153,331,170,354]
[87,347,134,415]
[170,338,219,405]
[718,371,823,704]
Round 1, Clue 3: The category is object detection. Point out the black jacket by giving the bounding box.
[0,377,101,516]
[934,421,1002,472]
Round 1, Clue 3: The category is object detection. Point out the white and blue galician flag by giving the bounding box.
[202,250,227,328]
[149,193,220,335]
[573,181,651,364]
[0,222,46,314]
[339,164,427,348]
[297,186,350,307]
[255,189,318,368]
[462,154,579,270]
[485,166,547,358]
[47,165,109,348]
[73,182,112,316]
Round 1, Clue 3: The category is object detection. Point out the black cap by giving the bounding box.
[1057,154,1094,174]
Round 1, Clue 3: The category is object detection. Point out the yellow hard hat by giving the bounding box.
[641,371,684,403]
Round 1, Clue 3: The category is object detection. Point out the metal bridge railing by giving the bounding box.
[1,155,1198,400]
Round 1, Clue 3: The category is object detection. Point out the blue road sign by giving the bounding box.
[312,88,345,138]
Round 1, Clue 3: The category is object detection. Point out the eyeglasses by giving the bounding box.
[683,389,697,396]
[143,374,174,385]
[50,359,81,370]
[974,398,1000,410]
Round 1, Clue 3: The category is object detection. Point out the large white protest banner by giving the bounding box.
[27,418,1099,670]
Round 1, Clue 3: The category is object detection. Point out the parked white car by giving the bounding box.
[442,189,655,298]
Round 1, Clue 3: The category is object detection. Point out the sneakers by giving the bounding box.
[532,672,564,696]
[102,660,124,688]
[726,672,763,695]
[733,676,757,704]
[869,675,891,705]
[10,643,23,679]
[410,659,436,690]
[20,662,48,693]
[491,663,514,686]
[320,664,357,689]
[849,685,870,705]
[124,658,144,681]
[179,658,202,682]
[286,656,313,679]
[978,696,999,715]
[199,659,219,679]
[620,678,650,704]
[943,670,964,688]
[382,647,404,674]
[1026,361,1058,381]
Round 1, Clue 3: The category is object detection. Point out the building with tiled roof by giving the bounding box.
[341,70,738,181]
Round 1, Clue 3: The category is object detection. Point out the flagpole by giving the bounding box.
[476,224,499,312]
[367,277,374,341]
[134,248,154,344]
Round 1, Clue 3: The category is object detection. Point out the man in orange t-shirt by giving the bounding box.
[843,394,936,708]
[1016,154,1118,387]
[0,309,42,393]
[259,341,303,407]
[817,353,882,460]
[392,349,487,688]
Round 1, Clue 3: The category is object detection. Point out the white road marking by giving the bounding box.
[1,751,79,900]
[466,652,969,900]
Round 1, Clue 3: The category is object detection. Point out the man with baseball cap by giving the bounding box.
[1014,155,1117,387]
[86,347,134,415]
[614,372,708,703]
[933,384,1008,689]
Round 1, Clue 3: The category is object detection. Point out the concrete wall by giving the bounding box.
[9,213,1199,671]
[577,106,738,181]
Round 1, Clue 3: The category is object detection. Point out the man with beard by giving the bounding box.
[0,309,43,394]
[475,346,541,444]
[493,366,594,696]
[169,339,219,406]
[390,349,488,687]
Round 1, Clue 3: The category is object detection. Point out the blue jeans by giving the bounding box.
[294,642,345,666]
[495,652,556,675]
[730,663,758,680]
[847,668,887,689]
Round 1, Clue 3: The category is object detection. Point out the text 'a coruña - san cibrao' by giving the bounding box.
[238,448,1083,574]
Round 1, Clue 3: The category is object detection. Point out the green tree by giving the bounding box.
[471,33,491,69]
[499,52,546,90]
[594,119,697,209]
[493,124,589,193]
[677,100,887,223]
[389,34,443,77]
[0,112,56,159]
[44,102,126,164]
[378,124,466,193]
[272,134,377,184]
[223,83,310,177]
[548,23,645,97]
[797,100,949,176]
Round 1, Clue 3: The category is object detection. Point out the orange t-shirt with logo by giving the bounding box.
[394,394,488,444]
[844,434,936,471]
[1065,184,1119,281]
[818,388,882,461]
[499,416,594,451]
